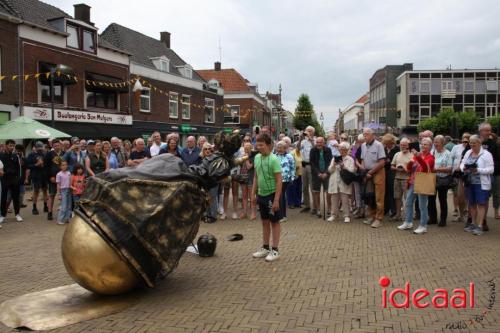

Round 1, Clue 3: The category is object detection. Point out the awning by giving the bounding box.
[85,73,128,93]
[38,62,77,86]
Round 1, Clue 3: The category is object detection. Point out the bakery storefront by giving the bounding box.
[23,106,134,139]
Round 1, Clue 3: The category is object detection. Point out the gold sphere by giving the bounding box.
[61,215,139,295]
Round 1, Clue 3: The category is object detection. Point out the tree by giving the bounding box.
[417,107,480,136]
[293,94,323,135]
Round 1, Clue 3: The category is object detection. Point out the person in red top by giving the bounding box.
[70,164,86,206]
[397,137,435,234]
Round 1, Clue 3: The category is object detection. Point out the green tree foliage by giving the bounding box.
[293,94,324,136]
[417,107,480,136]
[293,94,314,131]
[486,114,500,132]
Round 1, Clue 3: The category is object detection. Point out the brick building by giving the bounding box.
[0,13,20,124]
[0,0,134,138]
[101,24,224,143]
[197,62,271,134]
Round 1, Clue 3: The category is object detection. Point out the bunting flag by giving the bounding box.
[0,72,287,116]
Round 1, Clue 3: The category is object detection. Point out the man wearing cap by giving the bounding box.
[44,139,64,221]
[27,141,49,215]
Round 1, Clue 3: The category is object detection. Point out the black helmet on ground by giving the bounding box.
[197,233,217,257]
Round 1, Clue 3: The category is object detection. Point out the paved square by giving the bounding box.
[0,196,499,333]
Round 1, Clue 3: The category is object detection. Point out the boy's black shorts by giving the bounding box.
[257,193,282,223]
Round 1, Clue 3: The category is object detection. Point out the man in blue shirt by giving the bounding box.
[181,136,201,166]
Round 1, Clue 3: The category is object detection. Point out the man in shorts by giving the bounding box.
[251,134,283,262]
[45,139,64,220]
[27,141,48,215]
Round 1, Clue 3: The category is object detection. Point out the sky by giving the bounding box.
[46,0,500,131]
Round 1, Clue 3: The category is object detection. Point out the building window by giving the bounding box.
[41,84,64,105]
[442,81,453,90]
[140,89,150,112]
[205,98,215,123]
[66,23,96,53]
[184,67,192,79]
[86,90,117,110]
[169,92,178,118]
[83,30,96,52]
[160,59,169,72]
[464,81,474,92]
[486,105,497,118]
[224,105,240,124]
[181,95,190,119]
[66,24,79,48]
[486,80,498,91]
[420,106,431,119]
[420,81,430,93]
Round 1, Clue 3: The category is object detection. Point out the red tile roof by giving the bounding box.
[355,92,369,104]
[196,68,251,92]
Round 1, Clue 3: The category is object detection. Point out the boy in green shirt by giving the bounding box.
[251,134,283,262]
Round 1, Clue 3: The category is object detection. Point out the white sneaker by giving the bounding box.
[15,215,23,222]
[220,213,226,220]
[57,221,66,225]
[279,217,288,223]
[413,226,427,234]
[232,212,238,220]
[344,217,350,223]
[252,248,270,258]
[397,222,413,230]
[363,218,374,225]
[0,216,5,224]
[265,249,280,262]
[327,215,336,222]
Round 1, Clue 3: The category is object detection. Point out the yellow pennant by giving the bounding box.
[0,76,5,81]
[35,73,41,78]
[45,72,50,79]
[12,75,18,80]
[24,74,30,80]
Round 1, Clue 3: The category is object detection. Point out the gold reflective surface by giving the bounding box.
[0,284,138,331]
[62,215,139,295]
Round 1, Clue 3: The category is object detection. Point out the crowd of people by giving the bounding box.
[0,122,498,260]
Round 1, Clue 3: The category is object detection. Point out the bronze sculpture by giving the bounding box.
[62,131,242,295]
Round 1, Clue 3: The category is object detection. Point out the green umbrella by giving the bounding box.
[0,116,71,140]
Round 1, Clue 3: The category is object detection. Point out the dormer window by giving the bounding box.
[208,79,220,88]
[184,67,192,79]
[67,25,79,48]
[160,59,169,72]
[151,56,170,72]
[176,65,193,79]
[66,22,96,54]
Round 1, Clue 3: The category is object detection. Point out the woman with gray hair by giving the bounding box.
[352,134,365,218]
[429,135,452,227]
[275,140,295,222]
[461,135,494,235]
[327,141,356,223]
[397,137,435,234]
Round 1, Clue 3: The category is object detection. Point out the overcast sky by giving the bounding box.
[47,0,500,130]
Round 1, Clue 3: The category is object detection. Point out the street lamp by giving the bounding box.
[50,64,73,129]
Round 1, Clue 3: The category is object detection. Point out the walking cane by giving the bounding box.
[323,188,327,221]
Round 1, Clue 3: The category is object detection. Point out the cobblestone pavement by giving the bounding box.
[0,194,499,333]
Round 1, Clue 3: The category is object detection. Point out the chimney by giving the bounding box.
[74,4,92,25]
[160,31,171,48]
[214,61,221,71]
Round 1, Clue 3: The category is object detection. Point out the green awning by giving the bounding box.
[0,116,71,139]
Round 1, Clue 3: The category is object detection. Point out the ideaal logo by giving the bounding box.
[379,276,475,309]
[379,276,496,330]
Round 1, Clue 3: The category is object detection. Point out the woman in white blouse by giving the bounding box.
[327,142,356,223]
[430,135,453,227]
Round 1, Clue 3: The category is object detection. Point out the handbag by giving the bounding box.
[436,175,453,189]
[232,174,249,184]
[340,169,356,185]
[414,171,436,195]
